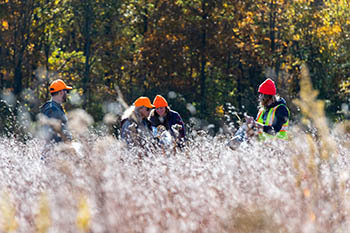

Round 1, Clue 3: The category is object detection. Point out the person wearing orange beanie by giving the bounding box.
[149,95,185,141]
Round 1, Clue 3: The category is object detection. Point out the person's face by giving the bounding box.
[259,93,271,107]
[140,106,152,118]
[156,107,166,117]
[60,89,68,103]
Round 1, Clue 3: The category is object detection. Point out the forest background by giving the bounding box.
[0,0,350,136]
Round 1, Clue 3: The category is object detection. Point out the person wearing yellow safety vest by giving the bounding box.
[247,78,290,140]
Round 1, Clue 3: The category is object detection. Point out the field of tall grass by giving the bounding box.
[1,67,350,233]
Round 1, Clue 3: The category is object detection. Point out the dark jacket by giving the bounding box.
[149,109,185,138]
[40,100,72,142]
[256,97,289,135]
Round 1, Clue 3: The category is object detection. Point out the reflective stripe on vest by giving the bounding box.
[256,104,289,140]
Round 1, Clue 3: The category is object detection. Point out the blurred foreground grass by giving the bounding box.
[0,66,350,233]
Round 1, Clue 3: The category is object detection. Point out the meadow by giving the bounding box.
[1,69,350,233]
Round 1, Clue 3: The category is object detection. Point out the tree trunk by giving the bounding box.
[13,62,23,95]
[82,2,92,109]
[200,0,208,117]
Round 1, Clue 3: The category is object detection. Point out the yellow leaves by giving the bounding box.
[317,24,341,38]
[293,34,300,41]
[166,34,178,42]
[340,80,350,94]
[76,195,91,232]
[35,193,51,233]
[332,23,342,34]
[28,43,35,53]
[0,192,18,232]
[232,28,239,33]
[183,45,189,52]
[236,42,245,48]
[58,27,64,34]
[319,46,325,54]
[328,39,337,49]
[215,105,224,117]
[191,70,198,78]
[1,20,9,30]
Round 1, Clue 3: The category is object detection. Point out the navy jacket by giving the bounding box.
[40,100,72,142]
[149,109,185,138]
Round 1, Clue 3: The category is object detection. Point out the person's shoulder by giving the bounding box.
[41,101,54,113]
[169,110,184,122]
[169,109,180,116]
[121,117,131,127]
[276,97,288,106]
[275,99,289,116]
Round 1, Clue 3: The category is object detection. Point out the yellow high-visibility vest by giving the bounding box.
[256,104,289,140]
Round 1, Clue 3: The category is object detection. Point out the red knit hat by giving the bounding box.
[153,95,168,108]
[258,78,276,95]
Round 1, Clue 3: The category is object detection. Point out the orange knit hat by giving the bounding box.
[153,95,168,108]
[134,97,154,108]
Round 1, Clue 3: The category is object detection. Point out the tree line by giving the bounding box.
[1,0,349,136]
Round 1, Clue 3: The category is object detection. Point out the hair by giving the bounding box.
[121,105,136,121]
[51,91,60,97]
[258,94,279,110]
[151,106,170,118]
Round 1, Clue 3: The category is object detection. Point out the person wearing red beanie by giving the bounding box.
[149,95,186,142]
[230,78,290,145]
[252,78,289,140]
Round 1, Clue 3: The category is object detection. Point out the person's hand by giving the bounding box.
[254,122,264,129]
[245,115,255,125]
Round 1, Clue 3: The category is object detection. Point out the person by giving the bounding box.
[40,79,73,143]
[228,78,289,147]
[120,96,154,147]
[247,78,290,140]
[149,95,185,142]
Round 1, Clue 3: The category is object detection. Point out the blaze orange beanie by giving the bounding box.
[153,95,168,108]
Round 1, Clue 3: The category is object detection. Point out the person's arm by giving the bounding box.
[263,105,289,135]
[121,120,132,140]
[175,113,185,138]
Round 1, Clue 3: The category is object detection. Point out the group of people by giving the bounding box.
[120,95,186,148]
[40,78,290,149]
